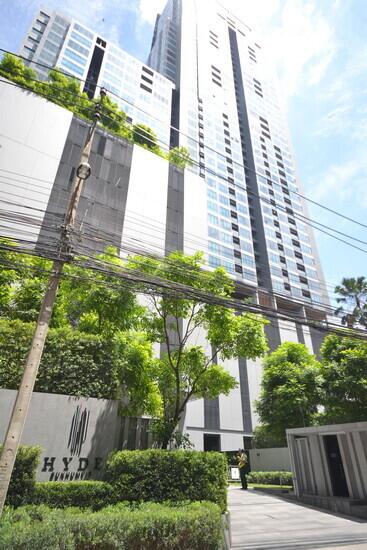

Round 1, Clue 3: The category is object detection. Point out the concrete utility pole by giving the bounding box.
[0,89,106,515]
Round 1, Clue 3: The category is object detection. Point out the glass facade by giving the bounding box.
[148,0,328,305]
[20,10,174,148]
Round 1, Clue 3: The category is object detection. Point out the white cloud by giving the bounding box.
[137,0,167,25]
[308,152,367,205]
[266,0,335,97]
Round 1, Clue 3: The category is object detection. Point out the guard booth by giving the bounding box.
[287,422,367,516]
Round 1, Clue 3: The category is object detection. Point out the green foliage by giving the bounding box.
[32,481,117,510]
[0,502,222,550]
[319,335,367,423]
[115,331,162,416]
[252,424,286,448]
[132,123,159,152]
[0,53,37,87]
[168,146,193,169]
[127,251,268,446]
[8,255,66,325]
[334,276,367,327]
[247,471,293,486]
[255,342,321,441]
[0,238,21,314]
[105,449,228,512]
[0,319,120,398]
[0,54,188,169]
[62,247,143,334]
[0,445,41,507]
[45,70,91,119]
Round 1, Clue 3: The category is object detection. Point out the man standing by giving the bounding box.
[236,449,248,490]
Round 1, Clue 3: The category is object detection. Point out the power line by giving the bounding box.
[0,192,348,309]
[1,50,367,233]
[1,239,365,341]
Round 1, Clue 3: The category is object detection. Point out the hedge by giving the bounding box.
[32,481,118,510]
[0,502,222,550]
[105,450,228,512]
[247,471,293,486]
[0,445,41,507]
[0,320,121,398]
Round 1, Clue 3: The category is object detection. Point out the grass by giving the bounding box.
[229,482,293,490]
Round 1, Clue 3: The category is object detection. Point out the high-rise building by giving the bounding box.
[148,0,327,308]
[10,2,331,451]
[20,9,174,147]
[147,0,330,450]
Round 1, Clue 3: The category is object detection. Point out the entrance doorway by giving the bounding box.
[204,433,221,451]
[324,435,349,497]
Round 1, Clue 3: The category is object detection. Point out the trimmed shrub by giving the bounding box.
[32,481,118,510]
[0,502,222,550]
[0,445,41,507]
[247,471,293,486]
[0,320,121,398]
[105,449,228,512]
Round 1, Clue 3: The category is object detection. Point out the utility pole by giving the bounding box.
[0,89,106,515]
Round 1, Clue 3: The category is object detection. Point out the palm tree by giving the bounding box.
[334,277,367,328]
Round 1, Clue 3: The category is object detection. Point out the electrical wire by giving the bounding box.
[1,50,367,233]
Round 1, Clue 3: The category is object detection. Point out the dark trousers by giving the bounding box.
[239,467,247,489]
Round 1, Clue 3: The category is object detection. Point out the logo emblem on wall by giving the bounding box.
[67,405,90,456]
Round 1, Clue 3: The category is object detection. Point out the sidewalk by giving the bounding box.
[228,486,367,549]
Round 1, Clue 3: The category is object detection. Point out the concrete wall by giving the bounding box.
[287,422,367,500]
[0,389,150,481]
[0,80,72,244]
[249,447,291,472]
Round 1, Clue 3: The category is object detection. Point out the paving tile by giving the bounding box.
[228,487,367,550]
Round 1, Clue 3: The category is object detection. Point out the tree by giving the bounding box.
[127,251,268,447]
[319,335,367,423]
[168,146,193,169]
[0,239,22,315]
[61,247,143,334]
[132,123,159,152]
[8,255,66,326]
[255,342,321,444]
[252,424,285,448]
[334,276,367,328]
[0,53,37,87]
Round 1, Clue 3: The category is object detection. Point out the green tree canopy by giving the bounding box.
[61,248,143,334]
[132,123,159,152]
[168,146,193,169]
[319,334,367,423]
[255,342,321,444]
[127,251,268,447]
[0,239,22,315]
[0,53,37,85]
[334,276,367,328]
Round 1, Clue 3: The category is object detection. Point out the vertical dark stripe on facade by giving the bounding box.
[229,27,282,350]
[228,28,272,290]
[37,116,134,255]
[83,45,105,98]
[160,163,185,357]
[165,164,184,254]
[309,326,325,358]
[238,358,253,433]
[169,0,182,147]
[204,347,220,430]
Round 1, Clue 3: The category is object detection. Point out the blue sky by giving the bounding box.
[0,0,366,301]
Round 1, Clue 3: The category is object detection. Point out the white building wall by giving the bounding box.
[0,81,72,243]
[278,319,299,343]
[249,447,291,471]
[219,357,243,431]
[123,145,169,255]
